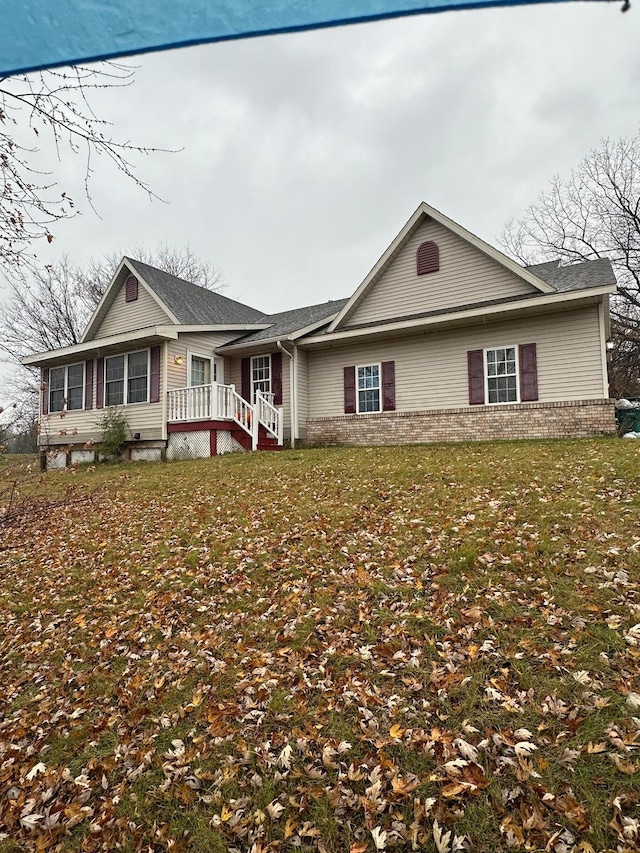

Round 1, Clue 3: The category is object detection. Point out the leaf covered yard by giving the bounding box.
[1,441,640,853]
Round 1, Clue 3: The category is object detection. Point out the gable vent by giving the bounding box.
[417,241,439,276]
[125,275,139,302]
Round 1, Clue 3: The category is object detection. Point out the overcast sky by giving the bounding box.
[1,2,639,401]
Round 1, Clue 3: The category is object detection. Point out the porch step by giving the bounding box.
[229,425,283,452]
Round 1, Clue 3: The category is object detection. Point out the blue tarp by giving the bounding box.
[2,0,598,77]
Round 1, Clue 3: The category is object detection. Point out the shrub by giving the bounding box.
[98,407,127,462]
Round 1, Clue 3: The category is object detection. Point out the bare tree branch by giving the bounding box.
[500,132,640,397]
[0,63,173,271]
[0,248,225,425]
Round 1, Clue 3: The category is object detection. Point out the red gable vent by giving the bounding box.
[125,275,139,302]
[417,241,439,276]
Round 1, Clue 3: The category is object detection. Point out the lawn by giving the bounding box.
[1,440,639,853]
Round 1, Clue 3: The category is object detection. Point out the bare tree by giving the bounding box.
[1,63,166,272]
[0,247,225,425]
[500,132,640,397]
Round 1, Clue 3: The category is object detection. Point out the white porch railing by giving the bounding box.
[255,390,284,446]
[167,383,283,449]
[167,384,212,422]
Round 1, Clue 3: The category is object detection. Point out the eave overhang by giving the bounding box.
[22,326,179,367]
[157,324,271,335]
[300,286,615,348]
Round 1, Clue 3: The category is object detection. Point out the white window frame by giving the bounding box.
[49,362,85,413]
[187,351,214,387]
[251,354,271,403]
[356,362,382,414]
[104,349,150,407]
[484,345,520,405]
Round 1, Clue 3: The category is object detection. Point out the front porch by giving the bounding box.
[167,383,284,452]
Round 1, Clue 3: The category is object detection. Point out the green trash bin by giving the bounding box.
[617,400,640,434]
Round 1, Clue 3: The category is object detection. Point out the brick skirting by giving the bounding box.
[306,400,616,446]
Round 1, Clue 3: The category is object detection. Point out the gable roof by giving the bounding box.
[220,299,350,350]
[526,258,617,292]
[82,257,265,342]
[125,259,265,325]
[327,201,558,333]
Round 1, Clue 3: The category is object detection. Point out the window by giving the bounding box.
[188,353,213,387]
[485,347,518,404]
[357,364,381,413]
[49,363,84,412]
[105,351,148,406]
[251,355,271,402]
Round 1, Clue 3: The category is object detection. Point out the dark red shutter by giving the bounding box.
[417,241,440,275]
[241,357,250,401]
[85,359,94,410]
[125,275,138,302]
[96,358,104,409]
[344,366,356,414]
[271,351,283,405]
[468,349,485,405]
[382,361,395,411]
[149,345,161,403]
[41,367,49,415]
[519,343,538,402]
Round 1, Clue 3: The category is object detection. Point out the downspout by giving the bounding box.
[276,340,295,449]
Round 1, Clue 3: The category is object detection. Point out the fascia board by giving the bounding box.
[215,314,341,354]
[327,204,424,332]
[301,285,615,348]
[123,258,180,324]
[23,326,178,366]
[159,324,271,334]
[289,313,341,340]
[81,258,181,343]
[328,201,556,333]
[215,338,282,355]
[80,257,130,343]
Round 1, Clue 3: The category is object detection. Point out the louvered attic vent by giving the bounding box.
[416,241,439,275]
[125,275,139,302]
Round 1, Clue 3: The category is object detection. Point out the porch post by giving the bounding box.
[211,381,218,420]
[252,404,259,451]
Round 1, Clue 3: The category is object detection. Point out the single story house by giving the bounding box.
[24,201,617,466]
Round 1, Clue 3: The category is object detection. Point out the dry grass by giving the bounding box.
[1,439,639,852]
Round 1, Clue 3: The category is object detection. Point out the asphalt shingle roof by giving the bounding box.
[126,258,266,325]
[527,258,617,292]
[220,299,350,347]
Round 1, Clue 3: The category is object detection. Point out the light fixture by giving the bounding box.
[606,339,615,351]
[174,355,184,364]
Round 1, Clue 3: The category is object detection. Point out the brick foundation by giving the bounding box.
[306,400,616,446]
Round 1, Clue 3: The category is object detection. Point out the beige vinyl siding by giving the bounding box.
[41,346,166,446]
[347,218,539,327]
[296,347,309,438]
[167,332,240,391]
[308,307,605,419]
[95,281,170,338]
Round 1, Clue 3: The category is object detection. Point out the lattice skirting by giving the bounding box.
[166,430,211,461]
